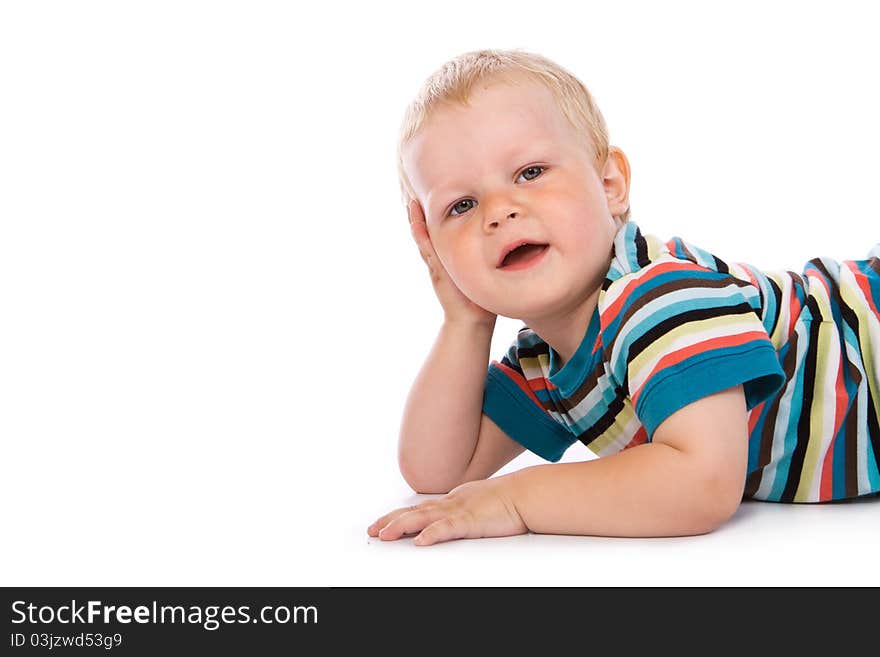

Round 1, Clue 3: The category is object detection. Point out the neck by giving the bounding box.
[522,286,601,368]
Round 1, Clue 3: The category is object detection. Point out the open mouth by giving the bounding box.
[499,243,549,270]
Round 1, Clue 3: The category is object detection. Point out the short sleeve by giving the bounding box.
[481,334,577,462]
[602,260,787,439]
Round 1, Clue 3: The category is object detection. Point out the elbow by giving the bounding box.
[689,474,744,535]
[690,502,739,536]
[397,456,457,495]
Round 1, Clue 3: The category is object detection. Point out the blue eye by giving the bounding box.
[449,199,476,216]
[517,165,545,182]
[446,165,546,217]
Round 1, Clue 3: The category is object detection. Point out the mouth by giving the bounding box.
[497,242,550,271]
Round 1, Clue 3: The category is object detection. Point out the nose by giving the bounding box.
[483,202,520,232]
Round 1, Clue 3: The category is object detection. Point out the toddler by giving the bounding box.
[367,48,880,546]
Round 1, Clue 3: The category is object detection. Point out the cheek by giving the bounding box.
[439,248,473,282]
[433,232,469,267]
[430,238,460,278]
[435,240,485,289]
[554,220,614,268]
[558,219,597,247]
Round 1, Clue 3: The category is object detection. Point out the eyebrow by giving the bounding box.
[426,140,556,216]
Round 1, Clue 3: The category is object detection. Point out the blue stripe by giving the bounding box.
[767,339,809,501]
[604,268,746,339]
[636,342,785,438]
[482,365,576,462]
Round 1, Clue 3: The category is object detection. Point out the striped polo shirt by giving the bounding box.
[482,221,880,503]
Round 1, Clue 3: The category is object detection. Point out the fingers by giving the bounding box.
[367,502,443,539]
[367,504,431,538]
[407,201,437,263]
[413,515,468,547]
[366,505,418,537]
[367,502,471,547]
[369,503,447,541]
[388,506,448,541]
[407,198,426,226]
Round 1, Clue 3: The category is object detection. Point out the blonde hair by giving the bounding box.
[396,48,631,223]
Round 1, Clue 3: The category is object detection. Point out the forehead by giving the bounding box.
[402,77,577,202]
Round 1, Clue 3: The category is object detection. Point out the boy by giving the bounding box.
[367,48,880,546]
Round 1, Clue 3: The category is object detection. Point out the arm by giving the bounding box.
[398,200,525,494]
[371,384,749,545]
[508,385,749,537]
[398,320,524,494]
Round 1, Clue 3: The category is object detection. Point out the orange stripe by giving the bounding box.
[623,425,648,450]
[819,445,835,502]
[788,284,801,336]
[819,357,847,501]
[493,361,549,410]
[747,402,764,434]
[739,264,760,290]
[846,260,880,317]
[809,269,831,297]
[604,261,710,320]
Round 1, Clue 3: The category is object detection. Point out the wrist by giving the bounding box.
[501,466,537,529]
[441,315,497,333]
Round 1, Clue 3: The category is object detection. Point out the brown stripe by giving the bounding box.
[607,276,753,359]
[552,356,605,410]
[764,275,781,338]
[780,301,822,502]
[744,329,798,497]
[679,241,699,264]
[575,389,628,448]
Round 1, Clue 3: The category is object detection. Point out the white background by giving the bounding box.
[1,1,878,586]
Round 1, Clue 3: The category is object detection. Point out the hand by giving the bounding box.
[408,199,497,327]
[366,476,528,547]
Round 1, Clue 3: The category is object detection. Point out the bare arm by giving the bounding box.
[372,385,750,544]
[508,385,749,537]
[459,412,526,484]
[398,320,524,493]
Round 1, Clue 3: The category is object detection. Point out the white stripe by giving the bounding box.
[680,240,717,270]
[563,372,618,427]
[600,254,680,310]
[843,338,870,495]
[594,410,642,457]
[753,318,811,500]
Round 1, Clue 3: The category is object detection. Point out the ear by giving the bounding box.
[602,146,631,220]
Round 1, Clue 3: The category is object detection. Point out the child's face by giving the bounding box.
[402,75,627,321]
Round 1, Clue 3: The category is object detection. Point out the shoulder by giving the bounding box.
[606,220,730,281]
[599,223,769,369]
[594,223,785,438]
[601,222,758,324]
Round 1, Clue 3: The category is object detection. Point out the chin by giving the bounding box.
[492,301,554,322]
[474,281,568,320]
